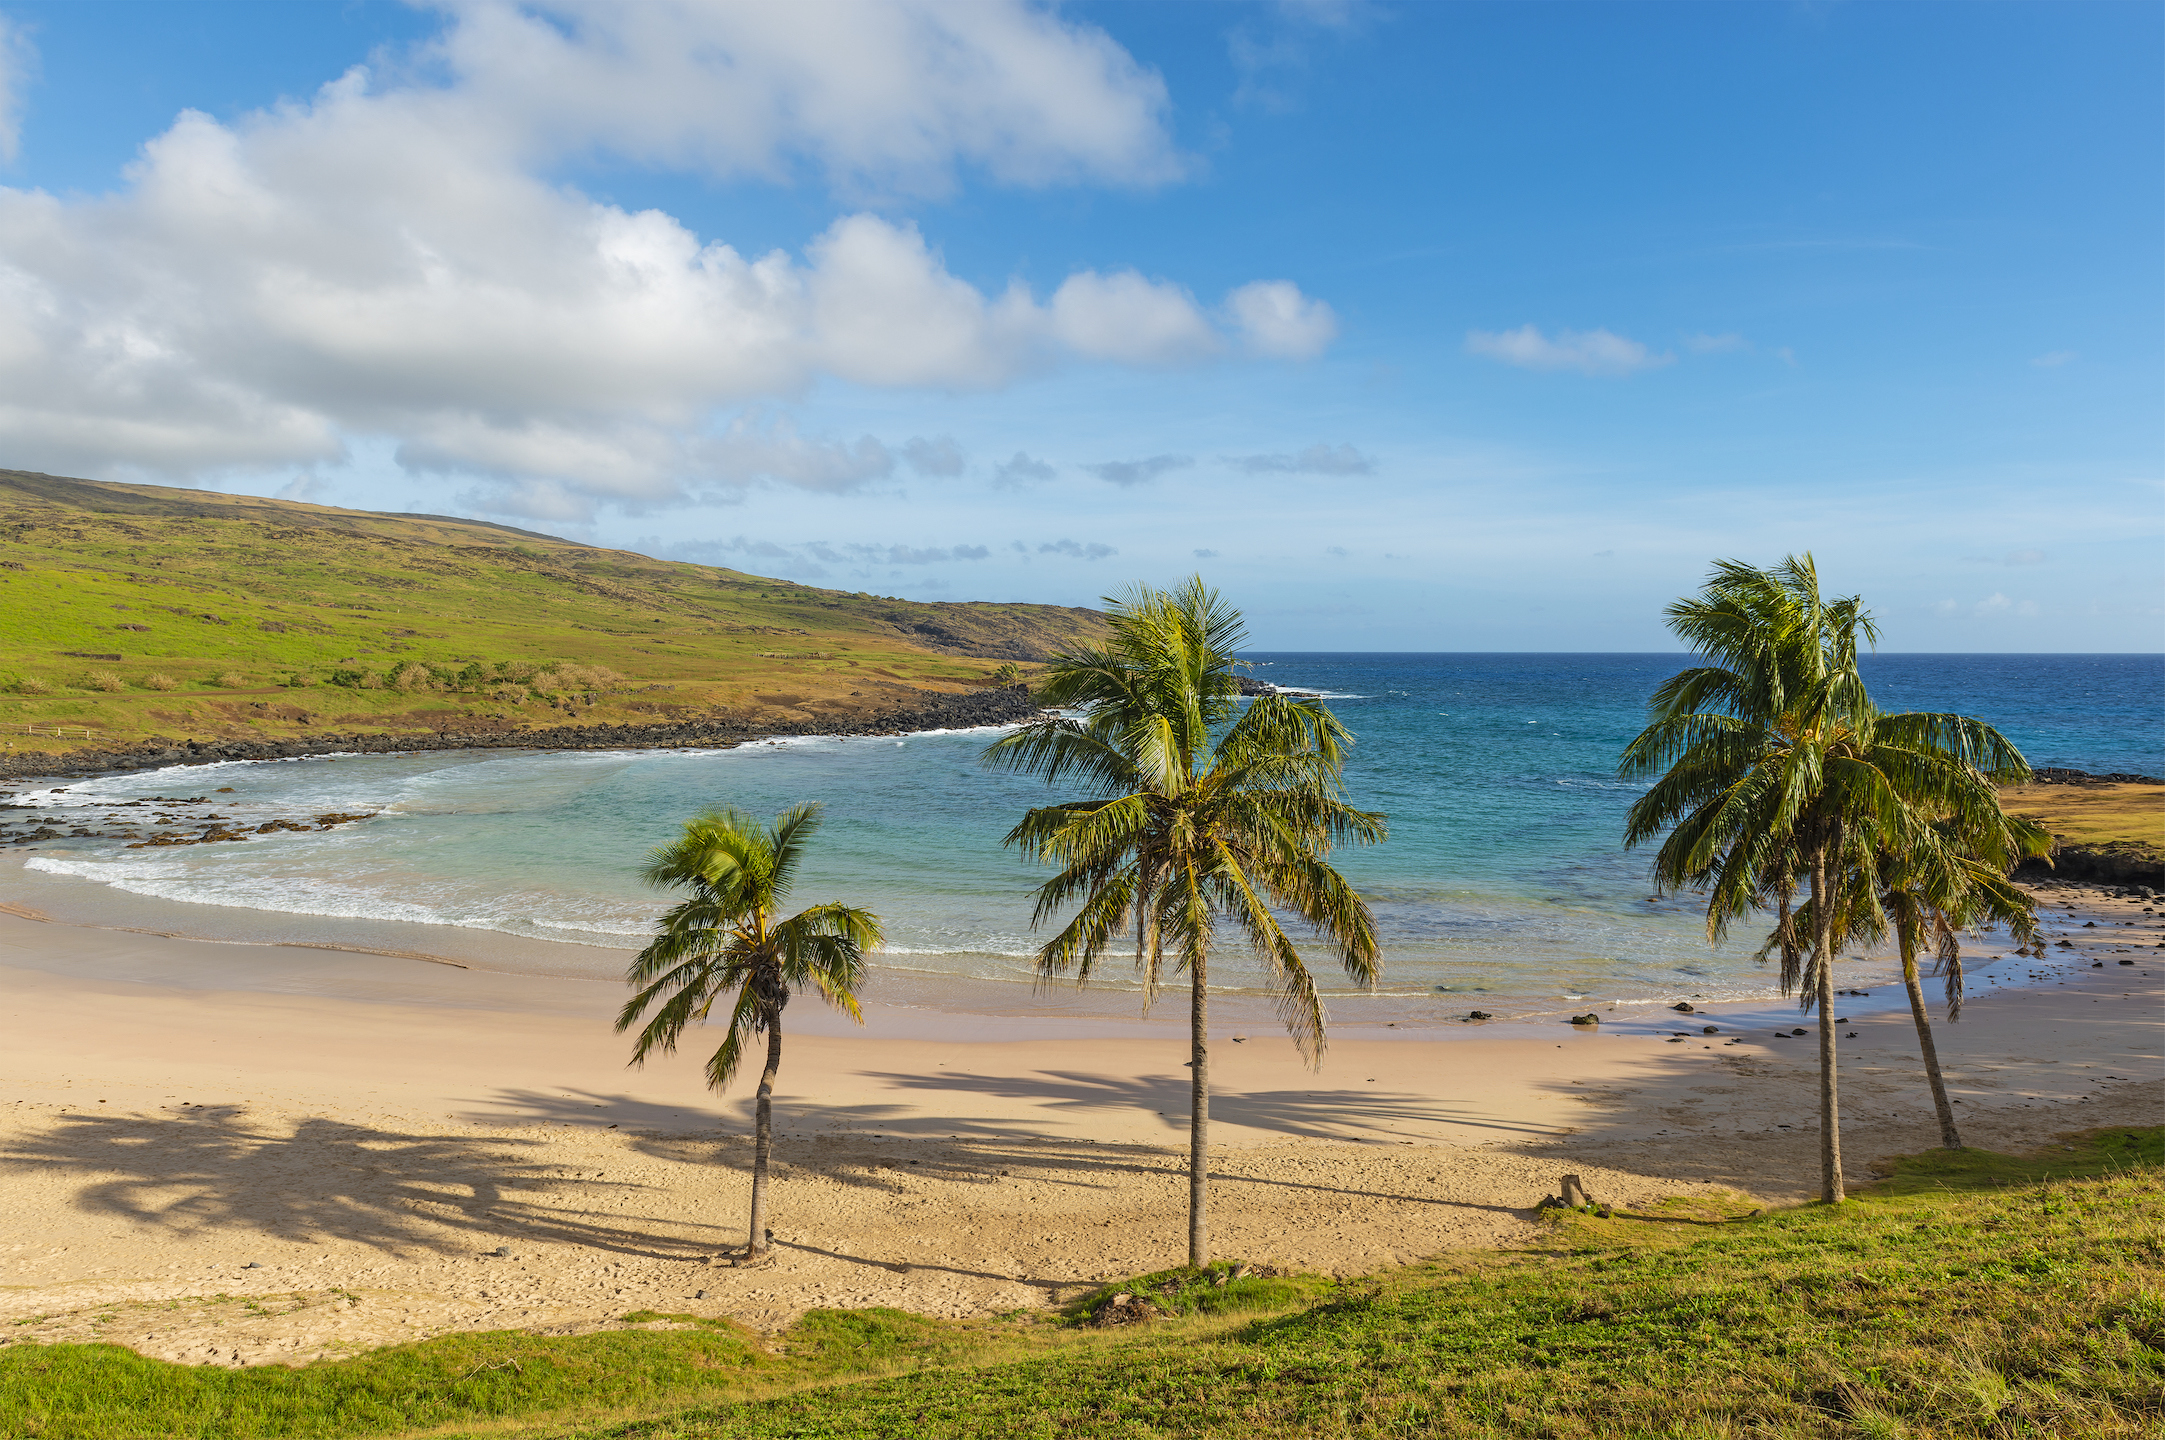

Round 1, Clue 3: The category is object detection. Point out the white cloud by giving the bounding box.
[1193,548,1219,558]
[1049,269,1221,365]
[0,15,30,163]
[0,1,1335,512]
[2030,350,2078,368]
[1226,280,1338,359]
[427,0,1182,197]
[1084,453,1192,486]
[1683,331,1748,354]
[1229,442,1371,475]
[1465,325,1674,377]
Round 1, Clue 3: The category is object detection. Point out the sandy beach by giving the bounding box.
[1,886,2158,1368]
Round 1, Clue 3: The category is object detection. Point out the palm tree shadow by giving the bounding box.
[851,1067,1548,1145]
[1,1106,730,1259]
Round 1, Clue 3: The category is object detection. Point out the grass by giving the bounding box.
[2002,781,2165,854]
[0,469,1104,753]
[3,1128,2158,1439]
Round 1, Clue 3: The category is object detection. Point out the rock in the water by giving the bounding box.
[1672,1002,1696,1013]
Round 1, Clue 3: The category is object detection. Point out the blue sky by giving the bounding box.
[0,1,2156,650]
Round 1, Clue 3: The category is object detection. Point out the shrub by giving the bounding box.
[142,673,179,691]
[392,663,435,692]
[488,683,530,704]
[327,668,367,688]
[214,671,248,688]
[8,676,49,695]
[283,673,316,688]
[85,670,126,692]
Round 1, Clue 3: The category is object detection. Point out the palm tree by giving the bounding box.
[617,804,883,1259]
[1786,811,2047,1149]
[984,578,1385,1266]
[1621,556,2029,1203]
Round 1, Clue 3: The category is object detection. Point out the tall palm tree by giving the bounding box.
[1621,556,2028,1203]
[984,578,1385,1266]
[617,804,882,1258]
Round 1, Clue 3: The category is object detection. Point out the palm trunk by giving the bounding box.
[746,1011,782,1255]
[1899,935,1963,1149]
[1809,831,1845,1204]
[1188,948,1209,1269]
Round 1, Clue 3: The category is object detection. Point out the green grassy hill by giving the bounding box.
[0,470,1105,754]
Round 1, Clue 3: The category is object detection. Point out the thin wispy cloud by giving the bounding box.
[1465,325,1675,377]
[1228,442,1372,475]
[2030,351,2078,368]
[992,452,1058,488]
[901,436,967,476]
[1084,454,1193,486]
[1039,538,1119,559]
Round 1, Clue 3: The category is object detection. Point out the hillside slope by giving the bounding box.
[0,470,1103,754]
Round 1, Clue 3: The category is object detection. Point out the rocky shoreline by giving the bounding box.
[0,685,1045,783]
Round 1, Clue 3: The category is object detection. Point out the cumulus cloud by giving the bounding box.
[1084,453,1192,486]
[0,15,30,163]
[1049,270,1221,364]
[992,451,1058,488]
[1465,325,1674,377]
[1226,280,1337,359]
[0,0,1335,511]
[1229,442,1371,475]
[1039,538,1118,559]
[424,0,1182,196]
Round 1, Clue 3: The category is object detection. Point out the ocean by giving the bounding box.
[10,653,2159,1029]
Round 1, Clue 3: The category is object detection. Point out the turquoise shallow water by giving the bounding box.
[11,653,2158,1023]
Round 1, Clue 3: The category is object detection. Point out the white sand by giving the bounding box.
[0,890,2158,1367]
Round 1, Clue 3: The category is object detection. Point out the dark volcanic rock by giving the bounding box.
[2027,766,2165,787]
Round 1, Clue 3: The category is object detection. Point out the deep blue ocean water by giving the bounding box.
[16,653,2159,1023]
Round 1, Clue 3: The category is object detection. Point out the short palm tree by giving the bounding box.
[985,578,1385,1266]
[1622,556,2028,1202]
[1787,811,2047,1149]
[617,804,882,1258]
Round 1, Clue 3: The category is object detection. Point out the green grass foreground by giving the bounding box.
[4,1129,2159,1440]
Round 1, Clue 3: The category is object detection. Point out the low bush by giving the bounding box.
[142,673,179,691]
[83,671,126,692]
